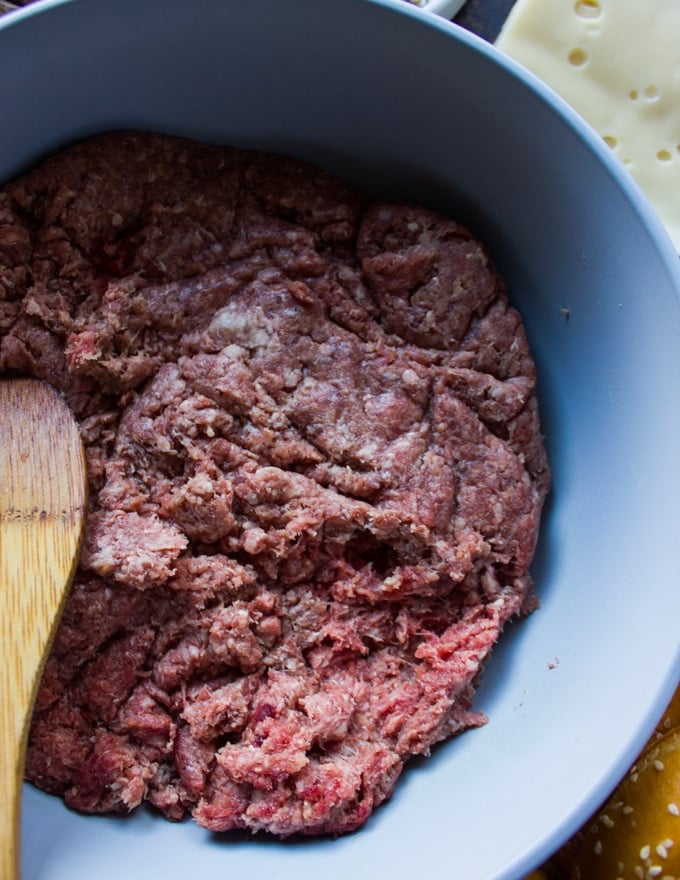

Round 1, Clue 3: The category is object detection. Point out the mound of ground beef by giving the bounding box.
[0,132,550,836]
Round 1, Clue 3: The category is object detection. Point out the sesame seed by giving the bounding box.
[648,868,663,878]
[663,839,675,849]
[631,772,640,782]
[623,805,635,815]
[601,814,615,828]
[594,839,603,855]
[654,760,665,772]
[668,803,680,816]
[641,845,652,860]
[657,845,669,859]
[635,867,645,879]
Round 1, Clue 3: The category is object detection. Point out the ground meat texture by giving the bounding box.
[0,132,550,837]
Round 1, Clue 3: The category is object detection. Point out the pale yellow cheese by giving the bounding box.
[496,0,680,250]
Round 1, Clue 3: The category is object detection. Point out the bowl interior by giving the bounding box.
[3,0,680,878]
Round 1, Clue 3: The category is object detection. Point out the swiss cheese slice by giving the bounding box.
[496,0,680,250]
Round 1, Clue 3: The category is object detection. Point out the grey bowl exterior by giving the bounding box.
[2,1,680,878]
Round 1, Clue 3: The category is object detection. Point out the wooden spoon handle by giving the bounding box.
[0,379,87,880]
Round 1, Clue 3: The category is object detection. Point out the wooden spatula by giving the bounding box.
[0,378,87,880]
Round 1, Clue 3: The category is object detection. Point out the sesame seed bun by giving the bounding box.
[571,729,680,879]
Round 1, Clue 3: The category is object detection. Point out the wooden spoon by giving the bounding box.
[0,378,87,880]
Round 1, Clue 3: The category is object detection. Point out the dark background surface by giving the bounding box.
[1,0,519,37]
[455,0,517,40]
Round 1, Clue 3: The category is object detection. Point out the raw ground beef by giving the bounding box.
[0,132,550,836]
